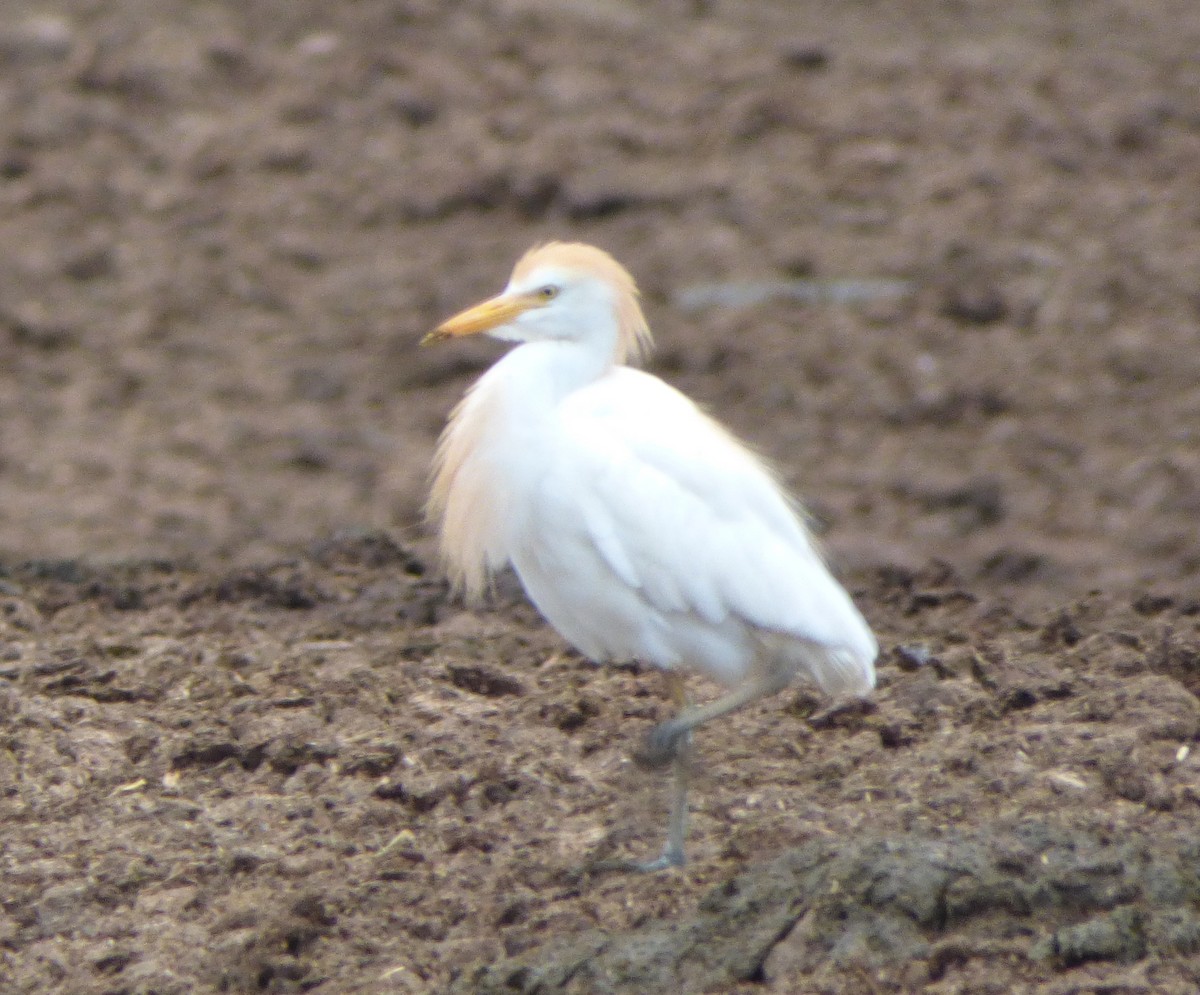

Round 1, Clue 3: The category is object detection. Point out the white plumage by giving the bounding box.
[425,242,876,869]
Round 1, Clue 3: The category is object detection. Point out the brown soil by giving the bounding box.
[2,1,1200,992]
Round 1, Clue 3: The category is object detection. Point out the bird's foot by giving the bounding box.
[633,844,686,872]
[587,845,686,875]
[634,720,686,770]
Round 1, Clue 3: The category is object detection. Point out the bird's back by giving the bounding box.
[507,366,876,695]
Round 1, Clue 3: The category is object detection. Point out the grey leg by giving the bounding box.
[634,725,691,871]
[637,666,794,771]
[635,671,692,871]
[604,666,796,874]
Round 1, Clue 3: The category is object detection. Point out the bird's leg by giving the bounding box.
[640,665,794,769]
[634,671,691,871]
[628,667,794,872]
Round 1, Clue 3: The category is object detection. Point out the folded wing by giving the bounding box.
[545,368,877,676]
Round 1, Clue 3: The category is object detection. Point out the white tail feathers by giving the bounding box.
[814,645,877,699]
[761,633,878,701]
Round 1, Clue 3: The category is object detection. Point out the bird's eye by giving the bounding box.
[537,285,559,300]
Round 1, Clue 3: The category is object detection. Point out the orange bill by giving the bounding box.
[422,294,539,345]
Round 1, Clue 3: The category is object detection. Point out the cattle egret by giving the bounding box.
[424,242,877,870]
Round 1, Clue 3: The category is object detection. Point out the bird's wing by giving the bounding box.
[546,368,873,659]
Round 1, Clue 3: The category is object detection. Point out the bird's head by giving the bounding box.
[423,242,652,365]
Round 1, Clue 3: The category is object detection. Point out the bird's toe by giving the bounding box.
[633,846,686,872]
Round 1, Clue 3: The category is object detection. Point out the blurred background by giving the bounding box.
[1,0,1198,605]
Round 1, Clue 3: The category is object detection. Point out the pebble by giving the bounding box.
[296,32,340,58]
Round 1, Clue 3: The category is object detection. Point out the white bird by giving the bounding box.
[424,242,876,870]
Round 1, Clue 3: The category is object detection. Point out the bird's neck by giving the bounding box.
[492,338,616,410]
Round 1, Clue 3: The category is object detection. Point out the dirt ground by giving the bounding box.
[3,0,1200,992]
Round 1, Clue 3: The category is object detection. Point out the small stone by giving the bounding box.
[780,41,830,70]
[296,32,339,58]
[1045,770,1089,795]
[943,283,1008,325]
[895,644,931,671]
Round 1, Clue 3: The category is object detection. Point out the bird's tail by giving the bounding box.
[762,634,878,701]
[814,645,877,699]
